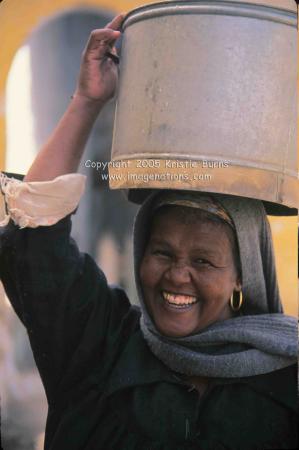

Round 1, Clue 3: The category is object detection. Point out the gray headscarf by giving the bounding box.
[133,190,298,378]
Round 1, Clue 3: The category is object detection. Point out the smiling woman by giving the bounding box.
[140,198,241,337]
[0,13,298,450]
[133,189,296,384]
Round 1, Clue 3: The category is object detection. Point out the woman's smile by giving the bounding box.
[139,206,241,337]
[161,290,199,308]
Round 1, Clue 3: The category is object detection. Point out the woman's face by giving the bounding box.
[139,207,241,337]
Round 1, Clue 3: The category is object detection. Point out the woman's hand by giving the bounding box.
[74,13,125,106]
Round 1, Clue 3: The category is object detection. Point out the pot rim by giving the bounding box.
[122,0,297,31]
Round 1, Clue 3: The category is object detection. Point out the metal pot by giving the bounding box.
[109,0,298,213]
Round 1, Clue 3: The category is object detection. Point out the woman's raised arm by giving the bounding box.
[0,14,136,403]
[24,13,124,182]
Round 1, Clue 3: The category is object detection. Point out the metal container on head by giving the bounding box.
[109,0,298,213]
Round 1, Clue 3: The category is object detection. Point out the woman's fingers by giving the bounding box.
[83,13,126,64]
[83,14,125,57]
[105,13,126,31]
[85,29,120,52]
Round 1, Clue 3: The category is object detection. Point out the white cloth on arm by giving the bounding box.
[0,172,86,228]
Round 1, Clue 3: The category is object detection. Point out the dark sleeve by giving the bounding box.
[0,216,135,404]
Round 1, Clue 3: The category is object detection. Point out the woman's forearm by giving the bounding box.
[24,96,104,182]
[24,14,124,183]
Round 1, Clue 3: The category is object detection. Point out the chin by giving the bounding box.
[147,303,204,337]
[154,318,200,338]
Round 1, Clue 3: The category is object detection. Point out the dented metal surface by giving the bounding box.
[110,0,298,211]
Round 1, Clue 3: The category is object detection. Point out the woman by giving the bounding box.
[0,14,297,450]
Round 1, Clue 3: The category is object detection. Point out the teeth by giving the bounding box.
[162,291,197,306]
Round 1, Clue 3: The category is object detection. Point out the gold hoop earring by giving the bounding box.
[230,291,243,312]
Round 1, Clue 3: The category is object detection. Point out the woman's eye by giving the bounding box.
[152,249,172,258]
[194,258,211,266]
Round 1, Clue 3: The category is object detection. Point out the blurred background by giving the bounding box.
[0,0,298,449]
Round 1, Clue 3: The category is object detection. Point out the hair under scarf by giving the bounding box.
[133,191,297,378]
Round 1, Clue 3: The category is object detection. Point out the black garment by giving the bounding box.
[0,217,297,450]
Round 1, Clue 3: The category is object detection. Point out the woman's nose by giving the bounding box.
[164,263,192,285]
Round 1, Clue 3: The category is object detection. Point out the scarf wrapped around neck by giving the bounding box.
[133,191,298,378]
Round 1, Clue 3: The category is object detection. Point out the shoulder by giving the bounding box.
[213,365,298,412]
[240,364,298,411]
[101,284,142,345]
[108,284,141,323]
[207,366,298,449]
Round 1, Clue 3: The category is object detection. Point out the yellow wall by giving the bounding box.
[0,0,297,316]
[269,216,297,316]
